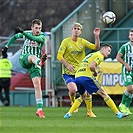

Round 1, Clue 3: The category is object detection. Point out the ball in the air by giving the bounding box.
[102,11,116,24]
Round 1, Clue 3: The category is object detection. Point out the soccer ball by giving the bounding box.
[102,11,116,24]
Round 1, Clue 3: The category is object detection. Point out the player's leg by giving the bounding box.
[84,92,96,117]
[32,76,45,118]
[64,95,85,118]
[119,75,133,114]
[28,54,47,67]
[64,77,86,118]
[19,54,45,118]
[119,90,129,112]
[30,65,45,118]
[87,77,128,119]
[67,82,77,104]
[120,87,132,114]
[63,74,78,112]
[97,88,128,118]
[67,82,79,113]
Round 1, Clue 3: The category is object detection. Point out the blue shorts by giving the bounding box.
[62,74,75,84]
[75,76,101,95]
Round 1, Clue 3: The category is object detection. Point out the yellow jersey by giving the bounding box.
[75,51,104,78]
[58,37,97,75]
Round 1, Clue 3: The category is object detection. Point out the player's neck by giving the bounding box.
[130,41,133,45]
[71,36,78,42]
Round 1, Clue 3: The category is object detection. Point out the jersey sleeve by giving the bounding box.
[93,53,104,66]
[6,33,23,47]
[118,45,124,55]
[82,38,96,50]
[23,32,45,43]
[57,39,67,54]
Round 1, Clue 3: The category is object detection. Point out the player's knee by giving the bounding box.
[98,89,107,98]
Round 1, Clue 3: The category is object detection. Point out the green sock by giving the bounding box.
[125,97,132,108]
[36,98,43,109]
[121,91,128,104]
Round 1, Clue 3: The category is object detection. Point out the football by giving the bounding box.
[102,11,116,24]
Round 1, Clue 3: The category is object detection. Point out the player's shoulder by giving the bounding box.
[95,51,103,57]
[120,42,130,49]
[78,37,87,42]
[62,37,71,41]
[123,41,130,46]
[61,37,71,44]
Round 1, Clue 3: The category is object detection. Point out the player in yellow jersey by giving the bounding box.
[57,22,100,117]
[64,44,128,119]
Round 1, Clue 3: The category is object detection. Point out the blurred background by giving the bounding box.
[0,0,133,107]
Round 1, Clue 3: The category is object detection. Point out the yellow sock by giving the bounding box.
[104,96,119,114]
[69,97,83,114]
[69,93,76,104]
[84,95,92,112]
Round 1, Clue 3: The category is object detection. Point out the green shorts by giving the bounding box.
[19,54,41,78]
[122,73,133,86]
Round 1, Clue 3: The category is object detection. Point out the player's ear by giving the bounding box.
[80,29,82,34]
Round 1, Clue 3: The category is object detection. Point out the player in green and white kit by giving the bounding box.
[116,28,133,115]
[2,19,47,118]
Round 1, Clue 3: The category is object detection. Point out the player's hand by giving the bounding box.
[125,63,132,71]
[67,64,74,72]
[42,53,47,61]
[93,27,100,37]
[14,27,24,34]
[93,71,98,77]
[2,47,8,56]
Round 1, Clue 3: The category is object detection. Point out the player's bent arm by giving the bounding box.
[94,36,100,50]
[57,52,63,61]
[116,53,127,66]
[116,52,132,71]
[94,27,100,50]
[89,61,97,76]
[57,52,69,67]
[23,32,45,43]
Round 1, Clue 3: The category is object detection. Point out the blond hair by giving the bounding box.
[72,22,82,30]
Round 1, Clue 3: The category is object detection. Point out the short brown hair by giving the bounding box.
[129,28,133,33]
[100,44,112,49]
[32,19,42,26]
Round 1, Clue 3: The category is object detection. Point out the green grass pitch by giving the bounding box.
[0,106,132,133]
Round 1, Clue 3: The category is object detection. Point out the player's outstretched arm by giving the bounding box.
[93,27,100,50]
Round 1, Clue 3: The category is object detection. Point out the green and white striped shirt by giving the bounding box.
[118,41,133,75]
[6,30,46,58]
